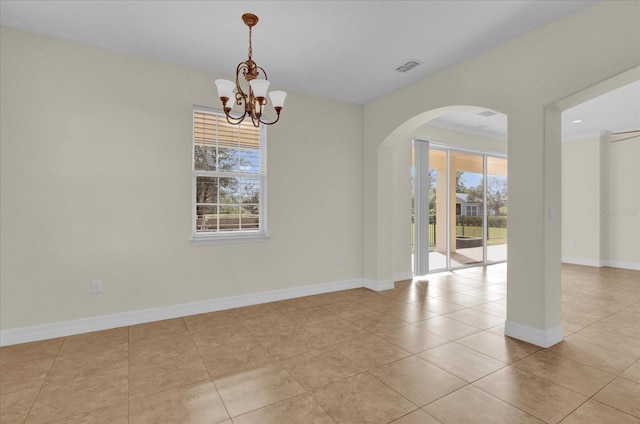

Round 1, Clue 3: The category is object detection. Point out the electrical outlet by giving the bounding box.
[336,255,342,265]
[91,280,102,294]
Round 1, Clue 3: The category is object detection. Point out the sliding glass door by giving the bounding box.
[413,140,507,275]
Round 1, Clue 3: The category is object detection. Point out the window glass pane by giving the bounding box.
[242,205,259,229]
[196,177,218,204]
[219,205,241,231]
[196,205,218,232]
[217,147,260,173]
[238,178,260,203]
[194,145,217,171]
[218,177,240,203]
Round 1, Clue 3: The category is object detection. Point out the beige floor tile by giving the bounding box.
[567,327,640,356]
[460,288,505,301]
[346,311,409,332]
[590,317,640,339]
[280,347,363,390]
[256,328,326,360]
[415,298,466,315]
[456,331,539,364]
[0,356,54,394]
[442,309,504,330]
[190,320,255,350]
[311,373,416,424]
[609,305,640,325]
[129,318,189,343]
[46,342,128,384]
[0,338,63,366]
[59,328,128,355]
[621,360,640,383]
[25,366,128,424]
[421,342,504,382]
[129,349,209,399]
[414,316,481,341]
[471,301,506,318]
[321,301,379,318]
[37,402,128,424]
[438,293,488,308]
[390,409,441,424]
[305,319,371,345]
[230,303,278,321]
[333,335,410,370]
[423,385,543,424]
[215,363,305,417]
[271,297,319,314]
[379,304,438,323]
[547,338,638,376]
[129,380,229,424]
[129,333,198,365]
[593,377,640,417]
[183,310,238,332]
[376,325,449,354]
[369,356,466,407]
[232,393,337,424]
[559,399,640,424]
[474,366,587,424]
[512,350,616,396]
[305,292,349,306]
[0,387,40,424]
[241,313,298,336]
[198,340,274,379]
[283,306,339,327]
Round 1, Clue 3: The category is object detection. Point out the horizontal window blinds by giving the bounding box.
[194,112,260,149]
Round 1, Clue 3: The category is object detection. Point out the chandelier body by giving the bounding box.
[215,13,286,127]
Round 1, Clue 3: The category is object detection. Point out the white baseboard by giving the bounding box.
[393,271,413,282]
[0,278,364,347]
[504,320,563,348]
[364,278,395,291]
[603,259,640,271]
[562,256,640,271]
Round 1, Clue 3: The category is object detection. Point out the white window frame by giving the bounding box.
[191,106,269,245]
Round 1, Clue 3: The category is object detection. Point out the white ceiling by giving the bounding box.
[2,0,636,141]
[430,80,640,142]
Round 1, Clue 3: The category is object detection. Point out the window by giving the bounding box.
[192,108,267,244]
[466,205,478,216]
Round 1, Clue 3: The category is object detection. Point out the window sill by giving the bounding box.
[191,232,270,246]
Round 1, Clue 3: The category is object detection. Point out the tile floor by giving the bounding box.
[1,263,639,424]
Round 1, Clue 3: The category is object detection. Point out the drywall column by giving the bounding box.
[504,106,563,347]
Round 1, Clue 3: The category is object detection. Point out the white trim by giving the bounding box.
[364,278,395,291]
[504,320,563,348]
[191,232,270,245]
[562,257,640,271]
[0,278,363,347]
[602,259,640,271]
[393,271,413,282]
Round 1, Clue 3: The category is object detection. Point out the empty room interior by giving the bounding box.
[1,1,639,424]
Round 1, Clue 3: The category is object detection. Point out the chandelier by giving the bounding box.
[215,13,287,127]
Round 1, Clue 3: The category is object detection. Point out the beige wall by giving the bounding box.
[364,1,640,343]
[562,134,639,269]
[561,138,601,264]
[0,27,364,331]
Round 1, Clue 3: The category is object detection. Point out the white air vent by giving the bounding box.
[478,110,498,117]
[395,59,423,73]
